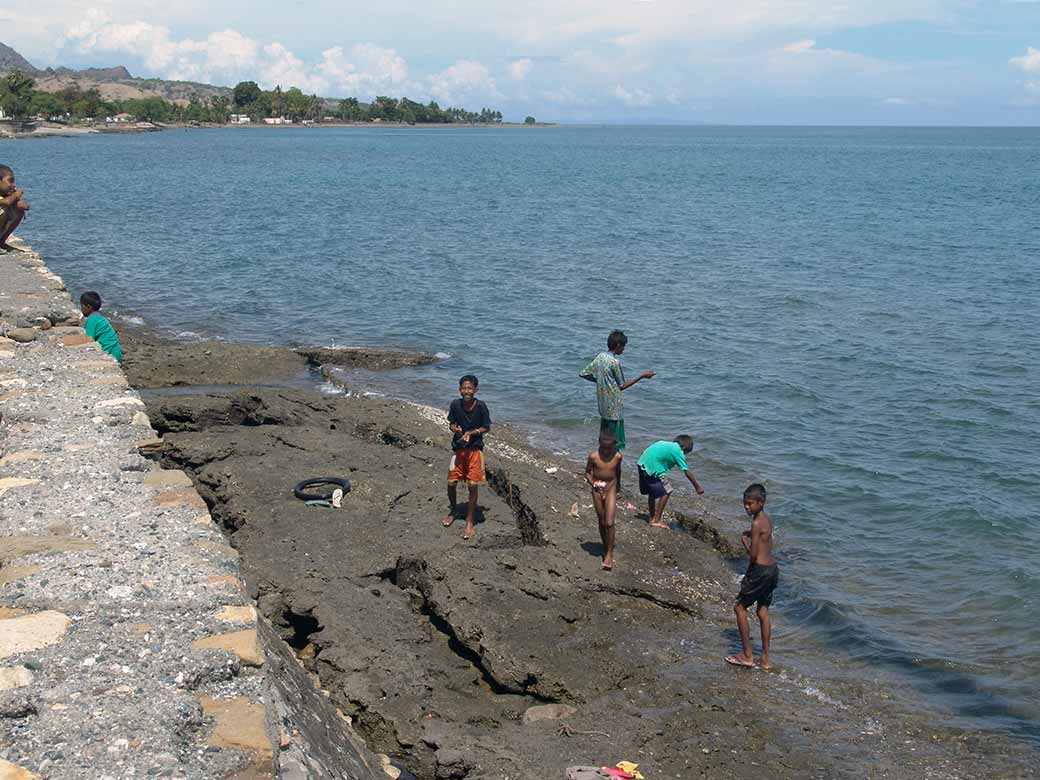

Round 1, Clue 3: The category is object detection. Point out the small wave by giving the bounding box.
[362,390,387,398]
[112,311,146,325]
[175,330,204,341]
[318,382,348,396]
[434,352,452,360]
[777,670,848,710]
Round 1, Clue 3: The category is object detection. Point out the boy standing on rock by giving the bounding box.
[0,164,29,252]
[80,291,123,363]
[579,330,655,451]
[727,483,779,670]
[443,374,491,541]
[585,430,623,570]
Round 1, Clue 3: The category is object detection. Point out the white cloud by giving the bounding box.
[316,44,413,96]
[62,11,419,97]
[614,83,652,106]
[508,58,533,81]
[783,39,817,55]
[1009,46,1040,74]
[427,59,499,104]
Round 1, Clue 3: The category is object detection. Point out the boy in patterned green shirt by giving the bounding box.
[579,330,655,450]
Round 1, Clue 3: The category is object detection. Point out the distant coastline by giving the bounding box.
[0,118,557,140]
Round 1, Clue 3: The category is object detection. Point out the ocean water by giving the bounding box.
[7,125,1040,742]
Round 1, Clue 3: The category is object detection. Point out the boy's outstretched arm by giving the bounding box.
[684,469,705,494]
[620,370,656,390]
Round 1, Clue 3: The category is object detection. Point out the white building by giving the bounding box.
[229,114,251,124]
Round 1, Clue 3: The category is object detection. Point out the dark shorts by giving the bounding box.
[637,466,672,499]
[737,563,779,608]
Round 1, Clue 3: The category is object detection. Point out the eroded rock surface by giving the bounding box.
[133,376,1029,780]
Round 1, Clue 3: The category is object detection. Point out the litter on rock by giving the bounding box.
[565,761,644,780]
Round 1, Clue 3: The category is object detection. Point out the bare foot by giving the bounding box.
[601,557,614,571]
[442,513,456,528]
[462,524,475,540]
[725,655,755,669]
[648,520,669,529]
[760,658,772,671]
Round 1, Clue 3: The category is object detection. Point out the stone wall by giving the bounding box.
[0,239,385,779]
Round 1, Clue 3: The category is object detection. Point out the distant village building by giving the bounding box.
[106,113,132,124]
[229,114,251,124]
[262,117,293,125]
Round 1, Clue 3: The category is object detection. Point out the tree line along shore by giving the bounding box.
[0,70,542,128]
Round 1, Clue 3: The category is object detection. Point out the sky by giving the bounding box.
[2,1,1039,124]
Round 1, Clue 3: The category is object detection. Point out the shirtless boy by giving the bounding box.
[0,165,29,252]
[585,431,623,570]
[726,483,779,670]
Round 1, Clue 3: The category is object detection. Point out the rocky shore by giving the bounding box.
[116,328,1035,778]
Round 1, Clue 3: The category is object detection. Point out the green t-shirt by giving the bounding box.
[637,441,688,478]
[83,312,122,362]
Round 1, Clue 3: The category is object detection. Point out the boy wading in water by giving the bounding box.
[443,375,491,541]
[727,483,779,670]
[580,329,655,451]
[636,435,705,528]
[0,164,29,252]
[585,431,623,570]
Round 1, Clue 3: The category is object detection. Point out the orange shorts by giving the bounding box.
[448,447,485,485]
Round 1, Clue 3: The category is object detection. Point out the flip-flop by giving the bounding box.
[725,655,756,669]
[601,561,614,571]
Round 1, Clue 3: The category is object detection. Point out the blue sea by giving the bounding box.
[8,125,1040,743]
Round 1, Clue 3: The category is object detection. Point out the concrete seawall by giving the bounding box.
[0,240,385,779]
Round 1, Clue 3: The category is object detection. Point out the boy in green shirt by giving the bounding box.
[80,291,123,363]
[637,435,704,528]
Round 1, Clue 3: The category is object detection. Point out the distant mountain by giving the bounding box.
[0,41,40,75]
[0,41,231,105]
[48,65,134,81]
